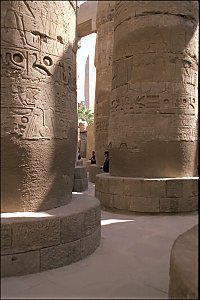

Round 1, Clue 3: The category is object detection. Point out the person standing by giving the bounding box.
[102,151,109,172]
[90,150,96,164]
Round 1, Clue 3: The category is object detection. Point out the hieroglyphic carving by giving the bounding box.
[1,1,77,140]
[110,93,197,115]
[95,119,109,132]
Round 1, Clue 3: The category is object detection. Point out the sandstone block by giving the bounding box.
[182,180,194,197]
[169,225,198,299]
[100,192,114,208]
[81,227,101,258]
[129,196,160,213]
[178,197,198,212]
[96,173,110,193]
[82,207,100,236]
[12,218,60,253]
[123,179,150,197]
[193,180,198,196]
[1,223,12,255]
[109,177,124,195]
[113,195,130,210]
[166,180,183,198]
[159,198,179,213]
[74,166,87,179]
[40,240,81,271]
[60,213,83,244]
[73,178,88,192]
[1,250,40,278]
[149,180,166,197]
[89,165,103,183]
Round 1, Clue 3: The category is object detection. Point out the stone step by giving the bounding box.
[1,195,101,277]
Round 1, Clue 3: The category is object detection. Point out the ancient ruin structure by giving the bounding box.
[95,1,199,213]
[94,1,115,166]
[88,1,115,183]
[1,0,101,277]
[169,225,198,299]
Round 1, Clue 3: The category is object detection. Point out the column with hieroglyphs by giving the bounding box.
[89,1,115,183]
[1,1,101,277]
[1,0,77,212]
[95,1,199,213]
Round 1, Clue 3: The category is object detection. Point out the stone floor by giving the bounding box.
[1,180,198,299]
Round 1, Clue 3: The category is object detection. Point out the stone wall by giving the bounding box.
[1,1,78,212]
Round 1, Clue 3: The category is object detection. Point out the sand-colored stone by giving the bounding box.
[109,1,198,178]
[73,166,88,192]
[94,1,115,166]
[77,1,98,38]
[169,225,198,299]
[89,165,103,183]
[95,174,198,213]
[86,124,95,160]
[1,1,77,212]
[1,195,101,277]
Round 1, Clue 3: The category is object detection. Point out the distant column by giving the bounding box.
[94,1,115,166]
[84,55,90,109]
[1,1,77,212]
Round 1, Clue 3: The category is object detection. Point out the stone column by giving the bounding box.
[94,1,115,166]
[1,0,77,212]
[86,124,95,159]
[90,1,115,183]
[95,1,198,213]
[1,2,101,277]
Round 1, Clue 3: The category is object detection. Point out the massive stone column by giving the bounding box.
[1,0,77,212]
[89,1,115,183]
[94,1,115,166]
[95,1,198,213]
[1,1,101,277]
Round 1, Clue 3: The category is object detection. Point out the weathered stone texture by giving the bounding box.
[95,174,198,213]
[86,124,95,160]
[109,1,199,178]
[1,195,101,277]
[169,225,198,299]
[1,250,40,277]
[40,240,81,271]
[1,1,77,212]
[89,164,103,183]
[73,166,88,192]
[94,1,115,166]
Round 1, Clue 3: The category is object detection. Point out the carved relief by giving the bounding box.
[110,93,197,115]
[1,1,76,140]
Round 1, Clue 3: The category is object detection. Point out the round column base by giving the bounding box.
[95,174,198,213]
[1,195,101,277]
[89,165,104,183]
[169,225,198,299]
